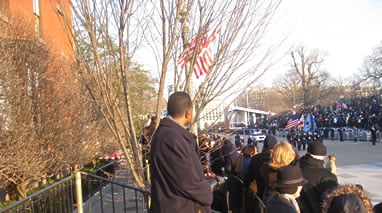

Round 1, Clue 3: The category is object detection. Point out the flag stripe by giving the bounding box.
[285,114,304,129]
[177,28,220,78]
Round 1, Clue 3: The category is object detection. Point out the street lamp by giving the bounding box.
[167,85,174,100]
[246,88,250,127]
[246,88,249,108]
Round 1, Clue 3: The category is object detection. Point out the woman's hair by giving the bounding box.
[321,184,373,213]
[242,144,256,156]
[268,141,296,169]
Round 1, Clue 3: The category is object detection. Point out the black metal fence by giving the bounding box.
[210,175,266,213]
[0,163,151,213]
[0,175,75,213]
[79,172,150,213]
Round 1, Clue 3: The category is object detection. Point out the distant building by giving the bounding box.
[198,98,227,130]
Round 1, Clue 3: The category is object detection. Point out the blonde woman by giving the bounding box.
[260,141,298,205]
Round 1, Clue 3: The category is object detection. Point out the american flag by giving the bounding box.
[178,28,220,78]
[177,34,205,67]
[285,113,304,129]
[336,101,348,112]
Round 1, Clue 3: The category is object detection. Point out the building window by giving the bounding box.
[33,0,41,37]
[33,0,40,16]
[0,0,9,11]
[0,0,9,22]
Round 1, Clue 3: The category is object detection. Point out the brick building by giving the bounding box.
[0,0,73,130]
[0,0,73,58]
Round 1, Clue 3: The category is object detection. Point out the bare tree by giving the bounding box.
[0,14,106,199]
[63,0,155,188]
[273,69,304,109]
[360,42,382,87]
[0,16,53,198]
[62,0,284,188]
[144,0,284,132]
[283,44,331,108]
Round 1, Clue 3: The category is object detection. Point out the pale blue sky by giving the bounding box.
[259,0,382,86]
[135,0,382,88]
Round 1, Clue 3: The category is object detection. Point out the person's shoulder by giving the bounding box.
[266,195,296,213]
[298,154,310,165]
[322,169,338,180]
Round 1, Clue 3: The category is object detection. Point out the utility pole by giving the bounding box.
[246,88,250,127]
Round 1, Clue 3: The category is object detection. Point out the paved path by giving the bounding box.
[77,162,149,213]
[275,136,382,205]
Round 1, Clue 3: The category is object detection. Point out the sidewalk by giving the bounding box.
[77,162,148,213]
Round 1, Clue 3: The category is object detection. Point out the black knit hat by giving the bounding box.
[307,142,327,156]
[263,135,278,150]
[274,164,307,194]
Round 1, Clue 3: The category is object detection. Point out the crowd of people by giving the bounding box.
[204,135,379,213]
[271,95,382,135]
[149,92,381,213]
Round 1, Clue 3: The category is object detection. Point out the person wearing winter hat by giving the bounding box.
[298,142,338,213]
[262,135,278,152]
[321,184,373,213]
[266,163,308,213]
[244,135,278,212]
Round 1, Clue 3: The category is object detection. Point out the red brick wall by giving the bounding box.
[7,0,73,59]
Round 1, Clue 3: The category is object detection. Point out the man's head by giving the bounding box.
[167,92,193,126]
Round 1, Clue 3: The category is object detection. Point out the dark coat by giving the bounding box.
[298,155,338,213]
[150,118,213,213]
[243,152,270,213]
[266,194,299,213]
[244,152,270,198]
[224,149,243,210]
[260,163,278,199]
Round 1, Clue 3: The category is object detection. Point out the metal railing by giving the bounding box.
[79,172,150,213]
[0,175,75,213]
[1,164,151,213]
[235,176,266,213]
[276,129,382,143]
[210,175,266,213]
[1,163,269,213]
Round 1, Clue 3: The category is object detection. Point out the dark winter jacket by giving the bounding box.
[298,154,338,213]
[260,163,278,199]
[150,118,213,213]
[266,193,299,213]
[244,152,271,198]
[240,154,252,180]
[223,145,242,176]
[224,146,243,210]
